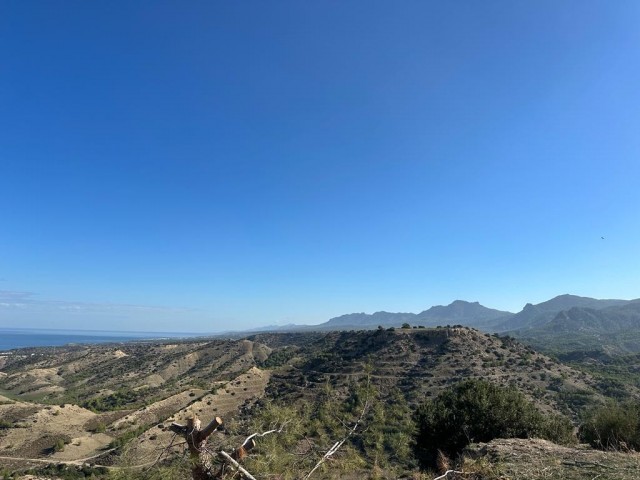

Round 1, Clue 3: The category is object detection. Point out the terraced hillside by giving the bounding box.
[0,338,272,471]
[0,338,270,406]
[1,328,639,479]
[256,327,636,418]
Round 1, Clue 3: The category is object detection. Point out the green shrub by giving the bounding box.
[259,347,296,368]
[27,463,109,480]
[580,401,640,450]
[83,387,142,412]
[53,438,65,452]
[414,379,574,468]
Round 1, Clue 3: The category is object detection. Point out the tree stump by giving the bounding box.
[169,414,257,480]
[170,415,223,480]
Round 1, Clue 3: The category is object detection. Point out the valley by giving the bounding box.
[1,324,640,479]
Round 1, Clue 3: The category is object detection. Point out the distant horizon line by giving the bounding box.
[2,293,638,334]
[0,327,209,336]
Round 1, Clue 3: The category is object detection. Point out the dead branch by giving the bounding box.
[219,450,258,480]
[302,389,371,479]
[561,460,615,469]
[432,470,464,480]
[144,432,178,472]
[201,416,226,439]
[240,420,291,449]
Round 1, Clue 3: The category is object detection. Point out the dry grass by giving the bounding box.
[462,438,640,480]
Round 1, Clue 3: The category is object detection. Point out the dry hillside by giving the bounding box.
[1,327,639,479]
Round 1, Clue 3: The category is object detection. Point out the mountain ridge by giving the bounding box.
[235,295,640,352]
[319,299,513,330]
[496,294,630,332]
[511,300,640,354]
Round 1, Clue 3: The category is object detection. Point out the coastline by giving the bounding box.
[0,327,206,352]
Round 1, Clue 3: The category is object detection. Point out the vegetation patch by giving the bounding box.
[24,463,109,480]
[258,347,297,368]
[83,387,145,412]
[415,379,575,468]
[580,401,640,451]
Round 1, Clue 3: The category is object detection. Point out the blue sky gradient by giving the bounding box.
[1,1,639,331]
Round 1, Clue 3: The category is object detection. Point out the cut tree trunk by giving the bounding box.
[169,415,222,480]
[169,415,257,480]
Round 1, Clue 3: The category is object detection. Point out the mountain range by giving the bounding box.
[248,294,640,354]
[510,299,640,354]
[494,294,630,332]
[322,300,512,330]
[301,294,636,333]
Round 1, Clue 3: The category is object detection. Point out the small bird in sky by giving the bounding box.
[601,236,605,240]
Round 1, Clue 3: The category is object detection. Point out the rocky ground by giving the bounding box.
[461,438,640,480]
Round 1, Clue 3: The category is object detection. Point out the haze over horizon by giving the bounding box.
[2,2,639,332]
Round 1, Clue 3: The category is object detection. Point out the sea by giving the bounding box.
[0,328,204,352]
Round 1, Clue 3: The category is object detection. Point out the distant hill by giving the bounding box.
[495,294,629,332]
[320,300,513,330]
[255,327,625,417]
[416,300,512,329]
[238,295,639,355]
[511,299,640,354]
[544,301,640,334]
[321,310,417,329]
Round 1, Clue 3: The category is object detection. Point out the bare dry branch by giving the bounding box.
[303,381,371,480]
[169,422,187,435]
[200,416,224,439]
[219,450,258,480]
[144,433,178,473]
[241,420,291,449]
[432,470,464,480]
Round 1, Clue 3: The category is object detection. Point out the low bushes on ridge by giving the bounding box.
[414,379,575,468]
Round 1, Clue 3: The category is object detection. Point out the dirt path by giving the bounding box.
[0,456,113,470]
[0,449,160,470]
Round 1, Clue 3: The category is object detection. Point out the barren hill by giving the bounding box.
[0,338,270,405]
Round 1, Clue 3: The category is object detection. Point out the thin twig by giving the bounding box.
[143,433,178,472]
[241,420,290,448]
[432,470,464,480]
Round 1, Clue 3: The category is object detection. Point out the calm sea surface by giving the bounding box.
[0,328,202,351]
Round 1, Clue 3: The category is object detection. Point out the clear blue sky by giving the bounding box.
[1,1,639,332]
